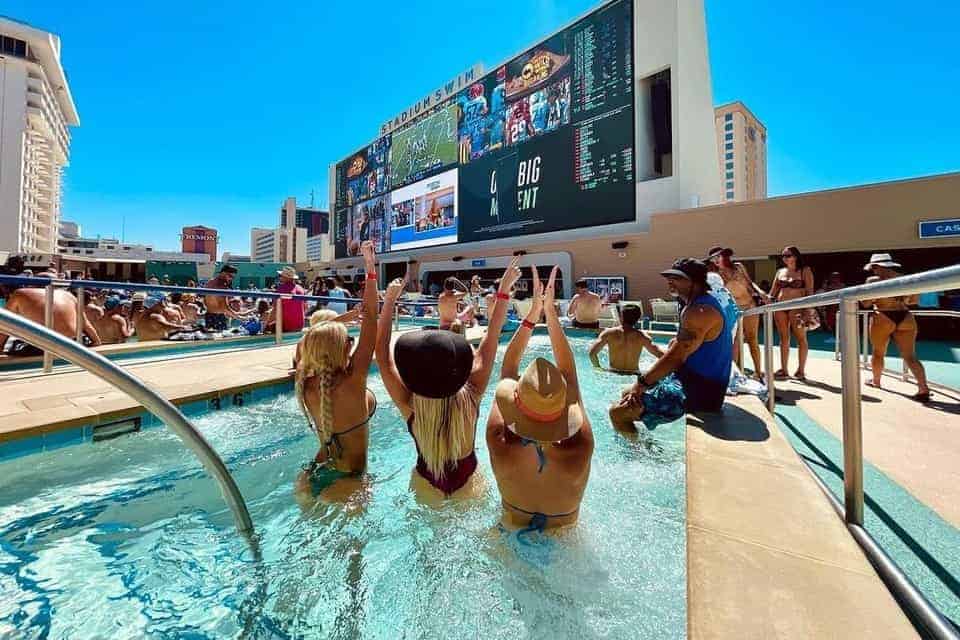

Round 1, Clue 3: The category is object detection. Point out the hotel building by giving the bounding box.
[0,17,78,255]
[715,101,767,202]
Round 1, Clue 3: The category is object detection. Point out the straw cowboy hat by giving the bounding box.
[863,253,901,271]
[277,266,299,280]
[495,358,583,443]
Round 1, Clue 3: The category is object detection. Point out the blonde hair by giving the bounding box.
[410,387,478,479]
[310,309,338,326]
[296,321,350,447]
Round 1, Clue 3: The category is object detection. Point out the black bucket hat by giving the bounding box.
[394,328,474,398]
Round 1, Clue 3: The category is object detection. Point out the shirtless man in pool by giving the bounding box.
[588,303,663,373]
[437,277,475,330]
[0,287,101,348]
[567,279,603,329]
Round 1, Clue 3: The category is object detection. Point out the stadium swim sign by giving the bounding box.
[379,64,484,137]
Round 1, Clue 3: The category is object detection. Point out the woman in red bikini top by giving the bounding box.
[376,258,522,501]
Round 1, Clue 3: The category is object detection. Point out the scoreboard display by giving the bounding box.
[334,0,635,258]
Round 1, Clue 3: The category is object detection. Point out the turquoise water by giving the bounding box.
[0,335,686,639]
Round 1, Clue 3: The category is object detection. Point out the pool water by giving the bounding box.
[0,336,686,639]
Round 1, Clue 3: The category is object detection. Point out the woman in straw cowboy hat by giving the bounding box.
[487,266,594,533]
[376,256,523,502]
[293,241,380,503]
[861,253,931,402]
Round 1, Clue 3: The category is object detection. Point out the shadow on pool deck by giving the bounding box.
[687,404,770,442]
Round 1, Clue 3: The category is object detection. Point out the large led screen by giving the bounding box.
[334,0,634,258]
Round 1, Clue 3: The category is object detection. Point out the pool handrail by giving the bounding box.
[739,262,960,640]
[0,306,257,547]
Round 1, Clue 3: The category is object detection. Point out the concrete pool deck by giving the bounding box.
[686,395,916,638]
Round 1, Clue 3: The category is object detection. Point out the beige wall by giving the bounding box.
[401,173,960,303]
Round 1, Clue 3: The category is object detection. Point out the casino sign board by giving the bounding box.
[918,218,960,239]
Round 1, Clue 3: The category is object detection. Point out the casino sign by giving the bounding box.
[918,218,960,239]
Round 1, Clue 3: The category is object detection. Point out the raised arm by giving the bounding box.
[375,276,413,417]
[501,267,544,380]
[351,241,379,374]
[566,294,579,318]
[469,256,522,392]
[543,267,579,391]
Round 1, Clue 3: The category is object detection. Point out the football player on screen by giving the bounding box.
[507,100,535,146]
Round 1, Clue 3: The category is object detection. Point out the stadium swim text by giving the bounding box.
[380,64,484,137]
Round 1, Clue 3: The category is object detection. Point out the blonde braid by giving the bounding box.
[315,356,336,448]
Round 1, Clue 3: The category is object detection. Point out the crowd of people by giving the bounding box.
[0,243,940,531]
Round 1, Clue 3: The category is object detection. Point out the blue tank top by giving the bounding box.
[680,294,733,384]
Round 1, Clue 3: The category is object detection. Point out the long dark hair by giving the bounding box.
[781,246,805,271]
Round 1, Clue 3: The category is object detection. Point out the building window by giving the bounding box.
[724,113,732,122]
[725,161,734,170]
[1,36,28,58]
[726,190,735,199]
[726,180,734,189]
[748,127,756,141]
[724,133,733,141]
[725,152,733,160]
[724,143,733,152]
[726,171,734,179]
[724,122,733,132]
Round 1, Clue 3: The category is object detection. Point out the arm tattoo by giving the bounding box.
[676,327,697,342]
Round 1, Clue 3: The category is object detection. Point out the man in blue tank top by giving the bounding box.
[610,259,733,431]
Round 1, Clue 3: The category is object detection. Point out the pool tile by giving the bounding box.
[179,400,210,417]
[0,436,44,460]
[44,427,85,451]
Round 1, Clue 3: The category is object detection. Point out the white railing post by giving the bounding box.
[734,317,744,371]
[275,296,284,344]
[43,284,55,373]
[861,311,870,368]
[834,312,841,361]
[764,311,775,413]
[75,287,85,343]
[394,297,400,332]
[840,297,865,525]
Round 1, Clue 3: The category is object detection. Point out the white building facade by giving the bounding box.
[56,236,210,263]
[0,18,79,255]
[251,226,306,263]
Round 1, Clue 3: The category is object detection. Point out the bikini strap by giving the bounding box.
[519,437,546,473]
[502,499,579,538]
[317,388,378,463]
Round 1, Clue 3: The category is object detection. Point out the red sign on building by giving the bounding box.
[181,226,218,261]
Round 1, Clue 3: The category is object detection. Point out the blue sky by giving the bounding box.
[7,0,959,254]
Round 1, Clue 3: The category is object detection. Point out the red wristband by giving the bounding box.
[366,272,377,281]
[496,292,510,301]
[521,319,535,330]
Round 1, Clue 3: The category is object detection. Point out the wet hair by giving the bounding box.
[170,293,182,304]
[410,388,478,481]
[324,277,337,289]
[620,304,643,329]
[296,321,351,449]
[782,246,805,270]
[575,279,589,289]
[443,277,458,292]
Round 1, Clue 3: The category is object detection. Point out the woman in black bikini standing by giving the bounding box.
[769,246,815,380]
[862,253,931,402]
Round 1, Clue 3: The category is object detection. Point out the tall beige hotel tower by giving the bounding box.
[715,101,766,202]
[0,17,78,255]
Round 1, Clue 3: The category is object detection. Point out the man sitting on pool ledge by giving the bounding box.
[610,259,733,432]
[588,303,663,373]
[566,279,603,329]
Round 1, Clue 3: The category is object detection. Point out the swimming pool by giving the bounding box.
[0,335,686,638]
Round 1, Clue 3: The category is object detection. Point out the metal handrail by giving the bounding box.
[734,262,960,639]
[0,307,257,547]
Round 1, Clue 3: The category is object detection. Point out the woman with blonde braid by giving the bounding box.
[294,241,379,499]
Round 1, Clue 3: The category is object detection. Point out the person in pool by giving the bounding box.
[376,256,522,502]
[135,295,193,341]
[437,276,475,330]
[95,296,135,344]
[294,241,379,501]
[566,279,603,329]
[487,266,594,533]
[861,253,931,402]
[588,303,663,373]
[611,259,733,432]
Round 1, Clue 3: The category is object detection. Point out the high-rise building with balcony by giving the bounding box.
[715,102,767,202]
[0,17,79,255]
